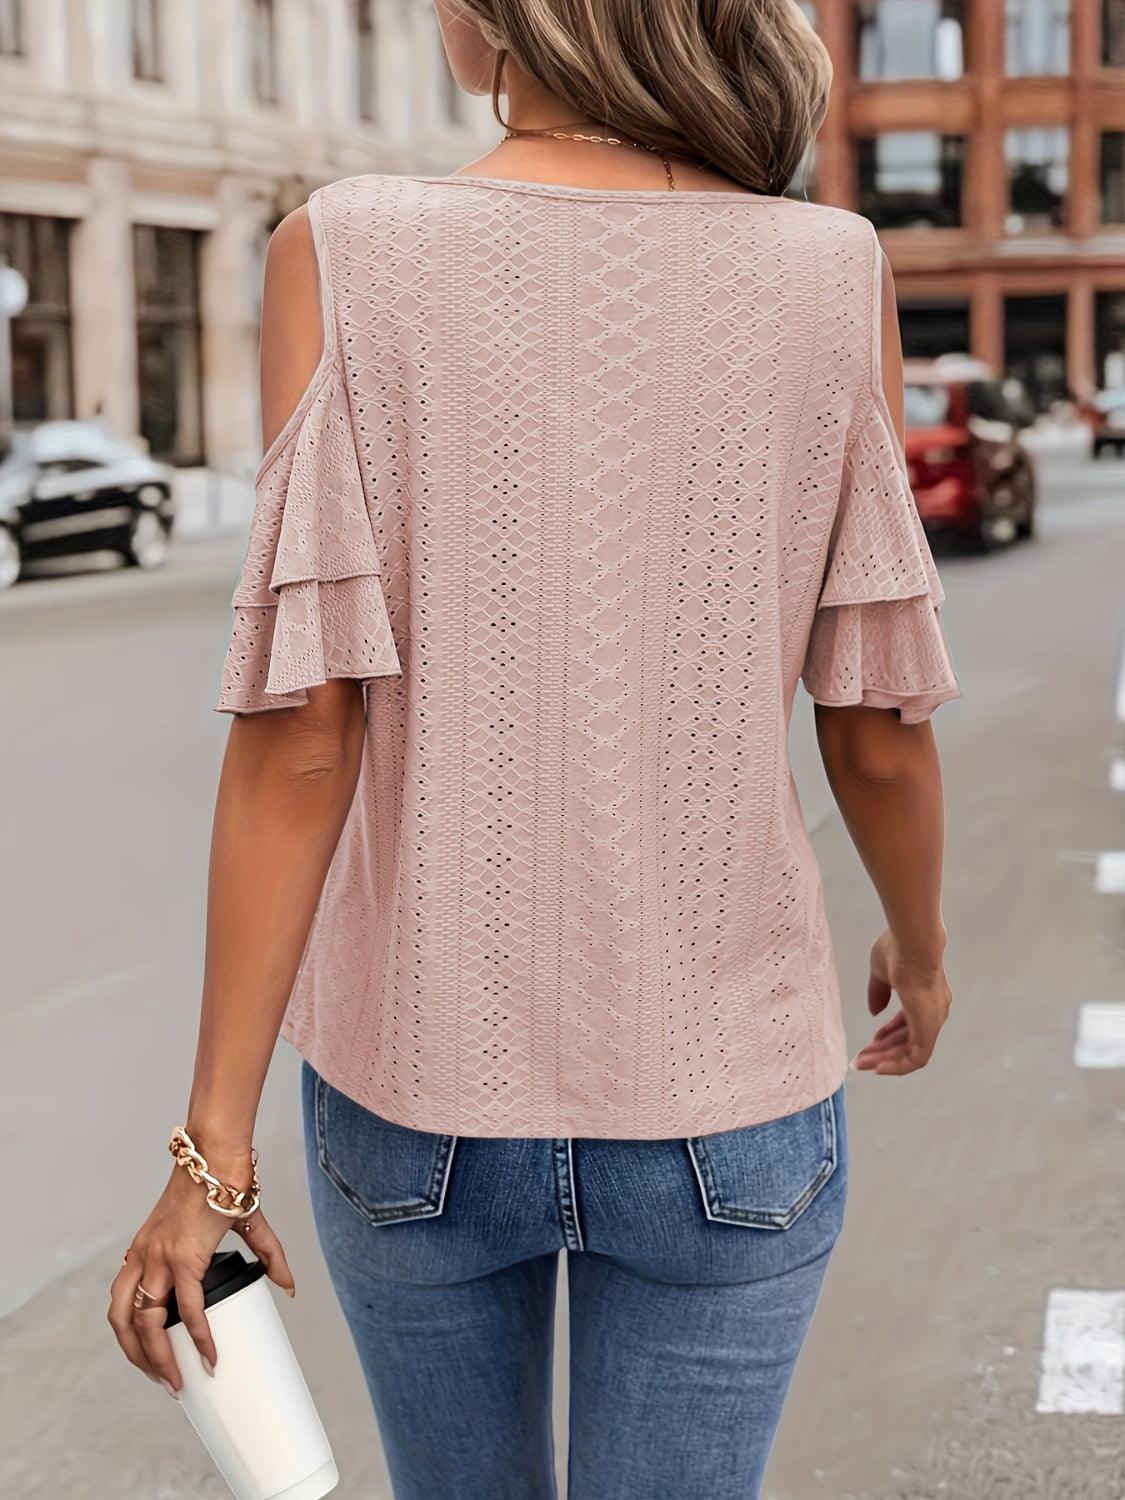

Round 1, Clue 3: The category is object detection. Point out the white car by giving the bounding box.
[0,421,175,588]
[1091,389,1125,459]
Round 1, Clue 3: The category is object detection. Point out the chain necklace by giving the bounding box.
[500,123,676,191]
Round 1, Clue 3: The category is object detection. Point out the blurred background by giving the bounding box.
[1,3,1123,1498]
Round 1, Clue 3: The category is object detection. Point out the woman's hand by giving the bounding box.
[107,1149,294,1396]
[852,929,953,1076]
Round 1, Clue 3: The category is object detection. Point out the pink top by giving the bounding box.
[217,172,959,1139]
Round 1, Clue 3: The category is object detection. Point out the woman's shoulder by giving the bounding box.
[304,173,442,251]
[768,201,882,310]
[308,171,424,214]
[770,197,878,247]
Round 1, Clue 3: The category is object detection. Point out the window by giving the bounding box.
[0,214,74,423]
[856,1,965,81]
[131,0,162,82]
[965,379,1035,428]
[133,226,205,463]
[797,1,818,25]
[903,383,951,428]
[0,0,22,56]
[898,298,970,360]
[1104,0,1125,66]
[1005,127,1068,231]
[356,0,378,122]
[1103,134,1125,223]
[1004,294,1067,408]
[1005,0,1069,76]
[1095,291,1125,387]
[858,132,964,228]
[250,0,277,105]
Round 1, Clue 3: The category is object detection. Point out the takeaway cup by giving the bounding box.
[163,1250,338,1500]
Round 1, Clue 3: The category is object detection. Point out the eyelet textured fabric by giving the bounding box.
[216,173,959,1139]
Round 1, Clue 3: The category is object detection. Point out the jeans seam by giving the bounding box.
[313,1069,457,1226]
[552,1137,584,1251]
[685,1095,839,1231]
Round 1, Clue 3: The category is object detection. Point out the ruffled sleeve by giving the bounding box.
[801,381,960,725]
[216,199,401,714]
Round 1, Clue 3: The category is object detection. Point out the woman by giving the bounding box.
[109,3,958,1496]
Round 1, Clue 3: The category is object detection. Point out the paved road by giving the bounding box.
[2,463,1123,1498]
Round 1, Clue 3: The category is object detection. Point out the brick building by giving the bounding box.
[803,0,1125,405]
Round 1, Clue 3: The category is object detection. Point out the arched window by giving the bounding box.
[356,0,378,122]
[250,0,278,105]
[131,0,162,82]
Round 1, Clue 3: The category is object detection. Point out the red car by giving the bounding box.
[902,357,1037,549]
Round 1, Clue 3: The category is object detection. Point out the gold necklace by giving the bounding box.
[500,124,676,191]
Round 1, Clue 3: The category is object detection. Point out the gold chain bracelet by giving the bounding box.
[168,1125,261,1219]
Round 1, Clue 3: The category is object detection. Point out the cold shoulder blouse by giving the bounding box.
[216,172,959,1139]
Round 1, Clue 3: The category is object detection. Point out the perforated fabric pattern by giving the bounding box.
[216,296,401,710]
[800,374,959,721]
[802,596,959,723]
[214,173,958,1137]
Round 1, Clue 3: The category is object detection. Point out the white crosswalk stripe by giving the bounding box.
[1036,1290,1125,1415]
[1073,1002,1125,1068]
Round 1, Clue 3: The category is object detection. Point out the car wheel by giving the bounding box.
[0,526,21,590]
[979,485,1021,550]
[124,508,171,570]
[1013,464,1036,540]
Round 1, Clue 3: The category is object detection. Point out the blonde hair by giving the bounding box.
[456,0,831,196]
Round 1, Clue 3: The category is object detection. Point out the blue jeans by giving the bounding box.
[301,1060,847,1500]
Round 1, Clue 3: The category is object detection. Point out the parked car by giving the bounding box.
[902,356,1037,549]
[0,421,175,589]
[1083,388,1125,458]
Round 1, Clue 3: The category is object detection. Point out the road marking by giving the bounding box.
[1112,758,1125,793]
[1073,1002,1125,1068]
[1094,851,1125,894]
[1036,1289,1125,1415]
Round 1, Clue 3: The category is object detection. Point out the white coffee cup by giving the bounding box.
[165,1250,338,1500]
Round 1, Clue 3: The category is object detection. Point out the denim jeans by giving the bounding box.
[301,1060,847,1500]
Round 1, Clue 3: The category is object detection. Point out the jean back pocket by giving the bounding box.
[312,1069,457,1226]
[686,1091,840,1231]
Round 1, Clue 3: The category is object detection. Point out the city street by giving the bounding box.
[2,458,1124,1499]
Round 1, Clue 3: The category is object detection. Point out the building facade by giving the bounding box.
[0,0,495,467]
[3,0,1124,463]
[804,0,1125,404]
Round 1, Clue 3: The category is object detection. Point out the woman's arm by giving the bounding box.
[814,253,953,1077]
[187,679,365,1153]
[109,208,364,1393]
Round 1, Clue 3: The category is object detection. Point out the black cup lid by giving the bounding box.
[164,1249,267,1329]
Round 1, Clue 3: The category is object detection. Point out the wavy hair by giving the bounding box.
[453,0,830,196]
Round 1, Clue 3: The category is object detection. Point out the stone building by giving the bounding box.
[804,0,1125,404]
[0,0,495,468]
